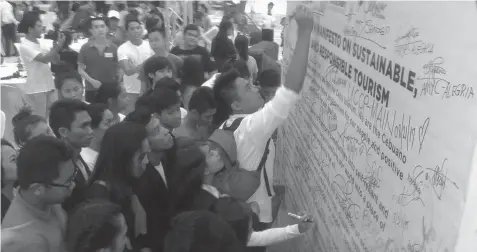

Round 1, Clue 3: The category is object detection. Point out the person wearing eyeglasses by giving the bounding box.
[2,135,76,252]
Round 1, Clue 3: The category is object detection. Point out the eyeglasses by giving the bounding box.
[49,167,78,188]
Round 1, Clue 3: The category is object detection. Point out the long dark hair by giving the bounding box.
[234,35,249,61]
[168,137,206,216]
[90,122,147,193]
[217,19,233,38]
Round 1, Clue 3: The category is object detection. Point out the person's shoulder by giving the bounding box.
[118,40,131,50]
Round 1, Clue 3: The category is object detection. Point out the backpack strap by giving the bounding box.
[257,138,273,196]
[223,117,244,132]
[224,116,273,196]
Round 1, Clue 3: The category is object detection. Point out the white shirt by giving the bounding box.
[0,110,5,139]
[0,0,17,25]
[202,183,301,246]
[19,39,55,94]
[80,147,98,172]
[202,73,220,88]
[118,40,154,94]
[262,14,276,29]
[219,86,299,223]
[154,163,167,188]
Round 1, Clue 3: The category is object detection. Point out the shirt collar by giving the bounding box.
[14,191,53,221]
[87,39,113,48]
[202,184,220,198]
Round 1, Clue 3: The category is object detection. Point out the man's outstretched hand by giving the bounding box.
[292,5,314,32]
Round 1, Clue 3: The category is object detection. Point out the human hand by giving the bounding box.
[90,79,102,89]
[295,212,315,233]
[292,5,314,32]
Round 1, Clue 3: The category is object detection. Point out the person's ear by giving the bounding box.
[231,101,241,112]
[147,73,156,80]
[58,127,69,139]
[30,183,46,196]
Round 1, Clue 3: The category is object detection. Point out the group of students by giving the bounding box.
[1,3,316,252]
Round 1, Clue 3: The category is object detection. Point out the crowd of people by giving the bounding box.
[1,1,315,252]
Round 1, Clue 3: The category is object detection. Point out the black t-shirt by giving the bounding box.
[170,45,216,73]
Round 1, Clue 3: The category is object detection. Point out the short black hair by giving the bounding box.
[17,11,41,34]
[125,17,141,30]
[221,59,250,78]
[143,56,172,83]
[93,82,121,105]
[88,15,108,30]
[147,27,166,39]
[49,99,90,138]
[164,211,246,252]
[183,24,200,35]
[87,103,109,129]
[17,135,74,189]
[147,86,181,114]
[145,16,161,31]
[212,68,240,126]
[11,106,46,147]
[66,199,123,252]
[188,86,217,114]
[257,69,280,88]
[54,71,83,90]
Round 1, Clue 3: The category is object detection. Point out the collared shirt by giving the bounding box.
[154,163,167,188]
[219,86,299,223]
[201,184,301,246]
[80,147,98,172]
[2,191,67,252]
[78,39,119,91]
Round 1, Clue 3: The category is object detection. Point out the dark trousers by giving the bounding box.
[2,23,17,57]
[85,90,97,103]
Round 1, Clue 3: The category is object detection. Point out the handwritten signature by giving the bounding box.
[324,64,348,87]
[343,20,387,49]
[357,1,387,20]
[331,174,361,220]
[394,27,434,57]
[415,158,459,200]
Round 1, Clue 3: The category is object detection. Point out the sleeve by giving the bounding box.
[170,46,180,56]
[19,42,42,63]
[247,224,301,246]
[236,86,300,145]
[250,57,259,79]
[1,230,50,252]
[77,44,86,64]
[117,44,129,61]
[202,47,216,72]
